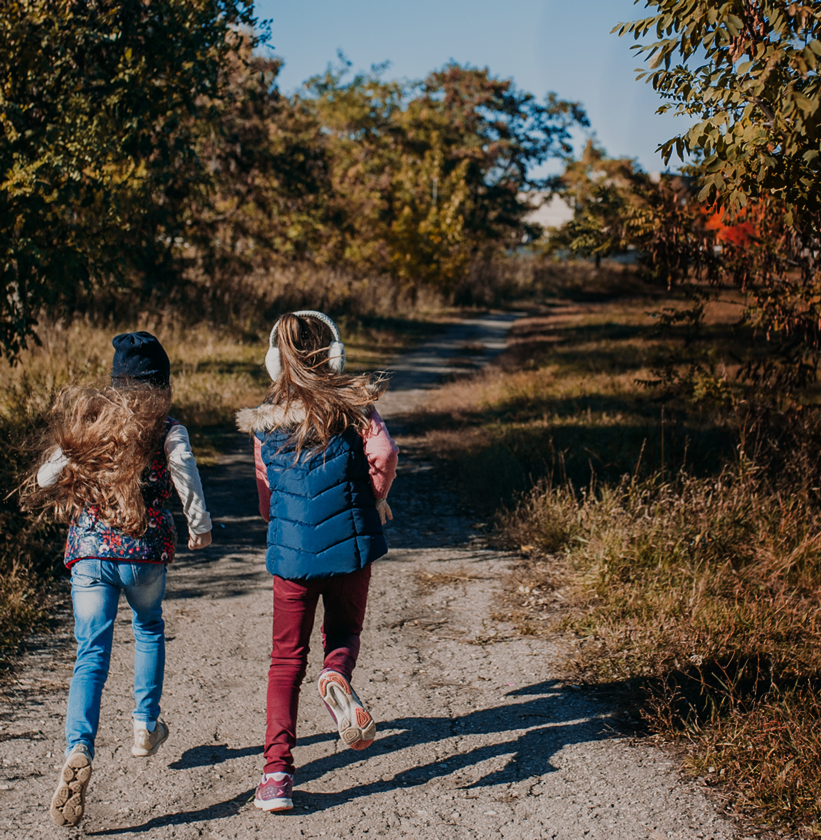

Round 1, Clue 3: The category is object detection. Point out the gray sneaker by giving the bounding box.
[50,743,92,826]
[132,718,169,757]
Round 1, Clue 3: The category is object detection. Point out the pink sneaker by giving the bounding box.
[317,669,376,750]
[254,772,293,812]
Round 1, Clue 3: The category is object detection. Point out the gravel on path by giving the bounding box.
[0,311,740,839]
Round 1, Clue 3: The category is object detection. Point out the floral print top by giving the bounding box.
[64,418,179,567]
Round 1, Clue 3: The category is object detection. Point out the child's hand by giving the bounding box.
[376,499,393,525]
[188,531,212,550]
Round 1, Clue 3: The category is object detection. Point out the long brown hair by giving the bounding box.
[265,313,387,454]
[24,385,172,536]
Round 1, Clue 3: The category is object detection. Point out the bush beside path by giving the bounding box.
[0,313,739,839]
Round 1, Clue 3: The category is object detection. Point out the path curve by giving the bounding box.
[0,312,739,840]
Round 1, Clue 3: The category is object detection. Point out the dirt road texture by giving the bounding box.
[1,312,743,839]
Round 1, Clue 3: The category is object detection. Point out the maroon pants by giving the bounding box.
[264,565,371,775]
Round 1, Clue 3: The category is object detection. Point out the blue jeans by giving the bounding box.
[65,559,167,759]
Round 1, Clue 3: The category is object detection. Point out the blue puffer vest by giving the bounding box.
[248,405,387,580]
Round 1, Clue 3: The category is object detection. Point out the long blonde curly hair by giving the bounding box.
[265,313,388,455]
[24,385,172,536]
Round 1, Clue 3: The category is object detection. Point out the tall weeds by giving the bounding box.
[502,466,821,833]
[413,294,821,835]
[0,381,66,656]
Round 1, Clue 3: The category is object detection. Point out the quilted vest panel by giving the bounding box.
[258,426,387,580]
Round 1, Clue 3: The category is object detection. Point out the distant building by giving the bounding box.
[521,173,663,237]
[521,192,574,232]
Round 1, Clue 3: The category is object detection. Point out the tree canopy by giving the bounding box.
[0,0,257,358]
[544,141,658,263]
[604,1,821,395]
[302,59,588,296]
[619,0,821,221]
[1,5,587,358]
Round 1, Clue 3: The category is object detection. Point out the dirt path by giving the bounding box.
[0,312,741,839]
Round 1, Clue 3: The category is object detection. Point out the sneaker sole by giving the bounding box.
[132,722,169,757]
[254,796,293,812]
[50,751,92,826]
[318,672,376,750]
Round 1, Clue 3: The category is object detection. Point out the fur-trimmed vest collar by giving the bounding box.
[236,401,372,434]
[236,403,306,433]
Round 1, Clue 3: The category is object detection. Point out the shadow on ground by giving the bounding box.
[88,679,620,833]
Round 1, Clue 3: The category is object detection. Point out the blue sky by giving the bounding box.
[253,0,690,175]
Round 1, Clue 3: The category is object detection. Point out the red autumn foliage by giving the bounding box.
[703,205,757,246]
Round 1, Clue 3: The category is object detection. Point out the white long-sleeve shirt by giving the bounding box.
[37,424,212,535]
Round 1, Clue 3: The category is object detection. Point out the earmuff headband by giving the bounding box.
[269,310,341,348]
[265,310,346,381]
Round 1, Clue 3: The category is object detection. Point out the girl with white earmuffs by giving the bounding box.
[236,311,399,812]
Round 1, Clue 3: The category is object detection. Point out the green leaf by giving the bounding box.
[725,15,743,37]
[793,91,817,115]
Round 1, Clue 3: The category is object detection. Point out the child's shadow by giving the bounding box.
[89,680,621,831]
[293,679,617,810]
[168,743,261,770]
[88,787,255,836]
[166,730,339,772]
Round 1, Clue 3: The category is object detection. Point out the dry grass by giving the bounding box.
[404,284,821,837]
[415,568,493,588]
[413,293,736,515]
[502,471,821,834]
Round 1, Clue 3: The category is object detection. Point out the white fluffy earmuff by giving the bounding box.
[265,310,346,382]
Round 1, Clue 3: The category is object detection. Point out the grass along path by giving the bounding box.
[402,297,821,837]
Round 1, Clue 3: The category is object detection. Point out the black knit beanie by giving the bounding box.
[111,332,171,389]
